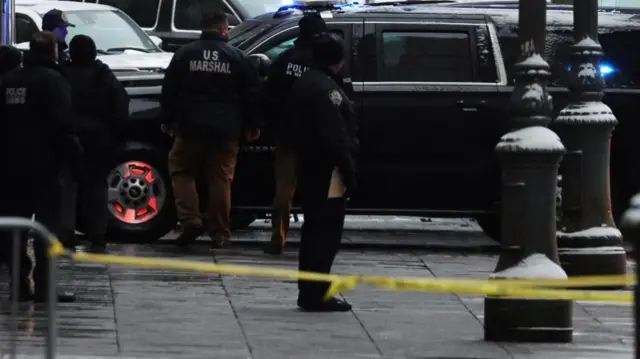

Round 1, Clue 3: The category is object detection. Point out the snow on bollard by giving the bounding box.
[484,126,572,343]
[553,33,626,277]
[554,101,626,277]
[490,253,567,280]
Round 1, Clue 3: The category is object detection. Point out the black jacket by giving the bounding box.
[289,67,357,204]
[61,59,129,163]
[57,41,71,65]
[0,52,81,175]
[161,31,260,141]
[263,43,355,143]
[0,46,22,76]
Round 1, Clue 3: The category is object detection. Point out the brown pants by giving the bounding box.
[169,136,238,240]
[270,145,297,246]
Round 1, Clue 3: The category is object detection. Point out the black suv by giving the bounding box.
[102,2,640,242]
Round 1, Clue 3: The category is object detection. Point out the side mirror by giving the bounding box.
[149,35,163,48]
[226,13,240,27]
[248,53,271,77]
[15,42,29,51]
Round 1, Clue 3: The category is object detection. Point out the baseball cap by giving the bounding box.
[42,9,75,31]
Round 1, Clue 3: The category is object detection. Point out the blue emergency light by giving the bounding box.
[277,0,361,12]
[567,62,618,78]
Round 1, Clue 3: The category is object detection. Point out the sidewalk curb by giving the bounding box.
[155,236,503,254]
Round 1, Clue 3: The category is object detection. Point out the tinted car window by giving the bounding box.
[538,30,640,89]
[600,31,640,88]
[265,38,295,59]
[174,0,236,30]
[234,0,287,18]
[380,31,474,82]
[263,30,344,60]
[97,0,161,28]
[15,14,39,44]
[228,20,272,49]
[63,10,158,52]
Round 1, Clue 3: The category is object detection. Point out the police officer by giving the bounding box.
[62,35,130,253]
[161,9,261,249]
[0,31,80,303]
[288,33,357,312]
[42,9,75,64]
[263,13,356,255]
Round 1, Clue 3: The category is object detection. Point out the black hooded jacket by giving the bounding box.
[61,59,129,160]
[0,46,22,76]
[0,52,81,175]
[288,65,357,203]
[160,31,261,141]
[262,37,356,146]
[57,41,71,64]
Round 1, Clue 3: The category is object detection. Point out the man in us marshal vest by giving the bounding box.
[161,9,261,249]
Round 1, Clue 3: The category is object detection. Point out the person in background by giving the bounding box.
[262,13,356,256]
[41,9,75,64]
[0,31,80,303]
[161,9,261,249]
[62,34,130,253]
[0,46,22,77]
[41,9,77,248]
[288,33,357,312]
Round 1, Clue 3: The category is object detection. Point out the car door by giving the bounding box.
[354,18,504,213]
[229,21,356,210]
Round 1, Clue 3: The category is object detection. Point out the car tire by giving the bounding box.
[476,215,501,243]
[106,142,176,243]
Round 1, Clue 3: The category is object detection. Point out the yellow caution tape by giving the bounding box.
[68,252,634,303]
[47,237,66,258]
[357,276,632,303]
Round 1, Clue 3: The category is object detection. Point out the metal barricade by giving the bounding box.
[0,217,60,359]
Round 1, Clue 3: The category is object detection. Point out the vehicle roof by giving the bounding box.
[15,0,116,15]
[253,3,640,31]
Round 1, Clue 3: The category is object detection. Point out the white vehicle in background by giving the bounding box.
[13,0,174,72]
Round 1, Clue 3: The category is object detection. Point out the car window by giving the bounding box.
[64,10,158,52]
[15,14,39,45]
[265,38,295,59]
[234,0,287,17]
[598,0,640,7]
[381,31,475,82]
[263,30,344,60]
[173,0,238,30]
[228,20,272,49]
[97,0,161,28]
[532,30,640,89]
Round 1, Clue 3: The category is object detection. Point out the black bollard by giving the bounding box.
[620,195,640,359]
[554,0,626,276]
[484,126,573,343]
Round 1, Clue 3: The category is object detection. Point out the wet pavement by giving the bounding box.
[0,218,634,359]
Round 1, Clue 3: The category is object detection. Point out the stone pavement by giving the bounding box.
[0,240,633,359]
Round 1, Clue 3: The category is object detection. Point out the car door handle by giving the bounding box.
[456,100,487,112]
